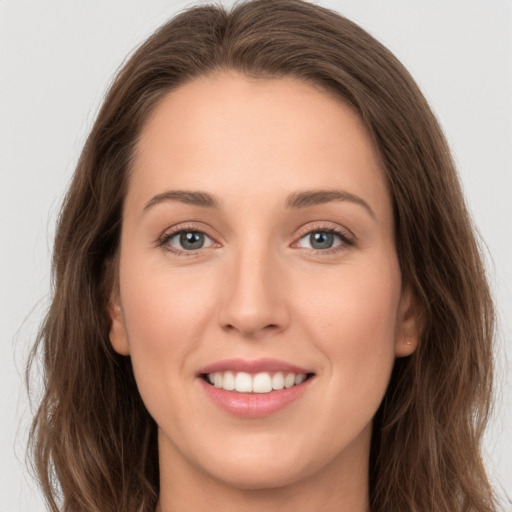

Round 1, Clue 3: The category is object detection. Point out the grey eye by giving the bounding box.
[297,231,344,250]
[309,232,334,249]
[169,231,212,251]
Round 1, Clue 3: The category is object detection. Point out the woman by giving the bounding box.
[27,0,497,511]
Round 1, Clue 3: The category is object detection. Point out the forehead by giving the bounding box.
[128,71,391,222]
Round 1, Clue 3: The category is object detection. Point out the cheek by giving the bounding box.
[294,258,401,400]
[120,243,216,337]
[117,253,218,406]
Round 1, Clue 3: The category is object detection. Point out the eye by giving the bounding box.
[295,228,352,251]
[159,229,216,254]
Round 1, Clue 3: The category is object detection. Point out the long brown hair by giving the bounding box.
[26,1,496,510]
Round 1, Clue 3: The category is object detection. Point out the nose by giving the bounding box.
[217,245,289,339]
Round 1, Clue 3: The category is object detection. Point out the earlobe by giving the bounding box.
[396,335,417,357]
[395,284,422,358]
[107,295,130,356]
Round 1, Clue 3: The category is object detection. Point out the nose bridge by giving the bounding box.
[218,235,288,337]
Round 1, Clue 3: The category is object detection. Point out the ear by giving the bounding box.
[107,292,130,356]
[395,283,422,358]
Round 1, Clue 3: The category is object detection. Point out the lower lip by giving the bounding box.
[198,378,313,418]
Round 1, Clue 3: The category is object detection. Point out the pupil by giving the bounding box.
[310,232,333,249]
[180,231,204,250]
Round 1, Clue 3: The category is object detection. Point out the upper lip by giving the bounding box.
[197,358,313,376]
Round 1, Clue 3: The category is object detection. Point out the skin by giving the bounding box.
[108,71,420,512]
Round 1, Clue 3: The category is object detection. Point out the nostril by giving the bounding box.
[223,322,282,338]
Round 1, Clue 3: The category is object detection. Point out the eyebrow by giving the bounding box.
[143,190,220,211]
[285,189,376,219]
[142,188,375,219]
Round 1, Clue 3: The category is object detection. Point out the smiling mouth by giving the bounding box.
[202,371,315,393]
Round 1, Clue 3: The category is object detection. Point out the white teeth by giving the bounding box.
[235,372,253,392]
[295,373,306,385]
[284,373,296,388]
[223,371,235,390]
[271,372,284,390]
[206,371,309,392]
[253,372,272,393]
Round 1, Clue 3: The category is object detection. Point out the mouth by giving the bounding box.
[197,358,315,417]
[201,370,315,393]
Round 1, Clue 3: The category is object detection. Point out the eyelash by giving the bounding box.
[156,222,355,256]
[294,223,354,254]
[156,223,215,256]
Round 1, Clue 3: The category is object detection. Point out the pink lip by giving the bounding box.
[198,378,313,418]
[197,357,312,375]
[196,358,315,418]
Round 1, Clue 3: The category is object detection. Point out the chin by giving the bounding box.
[195,435,332,491]
[208,459,309,491]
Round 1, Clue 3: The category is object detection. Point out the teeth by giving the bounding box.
[223,371,235,390]
[235,372,252,392]
[271,372,284,390]
[206,371,308,393]
[284,373,296,388]
[253,372,272,393]
[295,374,306,385]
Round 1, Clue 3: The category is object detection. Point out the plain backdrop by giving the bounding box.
[1,0,511,511]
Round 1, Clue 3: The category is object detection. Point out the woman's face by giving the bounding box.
[109,71,418,491]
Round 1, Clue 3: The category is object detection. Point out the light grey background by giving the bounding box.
[1,1,511,510]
